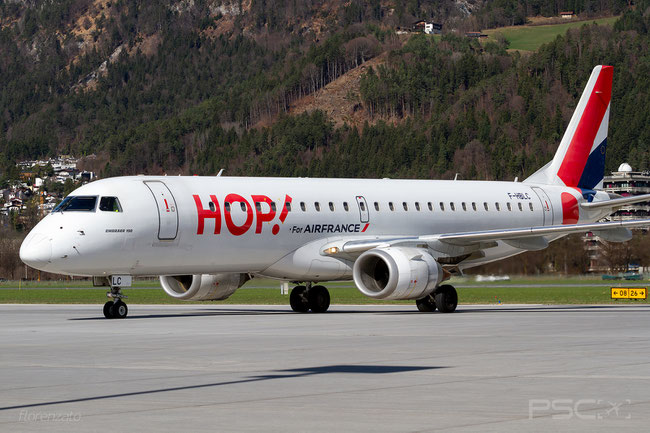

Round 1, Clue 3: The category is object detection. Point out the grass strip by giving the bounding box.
[483,16,619,51]
[1,285,647,305]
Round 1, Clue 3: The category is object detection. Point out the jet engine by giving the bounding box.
[352,247,443,300]
[159,273,249,301]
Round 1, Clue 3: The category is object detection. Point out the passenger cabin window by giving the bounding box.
[314,202,321,212]
[209,201,216,212]
[255,202,261,212]
[54,196,98,212]
[300,202,306,211]
[439,202,445,211]
[507,203,512,211]
[359,202,366,211]
[99,197,122,212]
[415,202,421,211]
[374,202,379,211]
[270,202,276,212]
[224,202,231,212]
[461,202,467,211]
[518,202,523,211]
[285,202,291,212]
[329,202,335,211]
[495,202,500,211]
[484,202,489,211]
[240,202,247,212]
[472,202,477,211]
[450,202,456,211]
[403,202,408,211]
[428,202,433,211]
[389,202,394,211]
[529,203,534,211]
[344,202,349,211]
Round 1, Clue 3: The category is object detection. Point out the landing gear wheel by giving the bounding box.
[416,295,436,312]
[308,285,330,313]
[103,301,113,319]
[434,284,458,313]
[290,286,310,313]
[110,300,128,319]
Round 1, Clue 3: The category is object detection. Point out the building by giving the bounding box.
[583,163,650,273]
[411,20,442,35]
[560,11,575,19]
[602,163,650,221]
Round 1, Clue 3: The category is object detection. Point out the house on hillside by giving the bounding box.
[560,11,574,19]
[465,31,487,38]
[412,20,442,34]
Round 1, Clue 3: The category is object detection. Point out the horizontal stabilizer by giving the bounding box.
[580,193,650,209]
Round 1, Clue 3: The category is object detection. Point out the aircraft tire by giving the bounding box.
[103,301,113,319]
[110,300,128,319]
[290,286,310,313]
[416,295,436,312]
[434,285,458,313]
[308,285,330,313]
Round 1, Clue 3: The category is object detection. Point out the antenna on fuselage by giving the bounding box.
[217,169,224,177]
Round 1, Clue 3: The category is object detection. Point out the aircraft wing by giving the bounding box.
[329,219,650,255]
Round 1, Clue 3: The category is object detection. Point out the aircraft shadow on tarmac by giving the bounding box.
[68,304,650,321]
[0,364,446,412]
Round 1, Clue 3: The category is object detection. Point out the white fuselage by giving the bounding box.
[20,176,611,279]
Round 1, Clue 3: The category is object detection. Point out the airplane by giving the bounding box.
[19,65,650,318]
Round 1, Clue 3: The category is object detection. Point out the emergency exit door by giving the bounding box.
[144,181,179,240]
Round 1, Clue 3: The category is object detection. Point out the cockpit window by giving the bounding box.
[53,196,97,212]
[99,197,122,212]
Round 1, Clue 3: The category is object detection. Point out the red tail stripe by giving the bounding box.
[557,66,612,187]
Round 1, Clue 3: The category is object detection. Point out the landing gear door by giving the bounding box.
[356,196,369,223]
[531,187,554,226]
[144,181,179,240]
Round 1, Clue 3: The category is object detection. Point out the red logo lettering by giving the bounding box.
[224,194,254,236]
[273,195,292,235]
[193,194,221,235]
[194,194,293,236]
[251,195,276,234]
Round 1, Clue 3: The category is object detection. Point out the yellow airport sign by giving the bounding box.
[611,288,647,299]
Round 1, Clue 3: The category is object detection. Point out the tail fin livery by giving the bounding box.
[525,65,613,190]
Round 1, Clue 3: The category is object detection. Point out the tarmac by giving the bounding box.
[1,303,649,432]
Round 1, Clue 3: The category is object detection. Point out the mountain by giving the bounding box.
[0,0,647,184]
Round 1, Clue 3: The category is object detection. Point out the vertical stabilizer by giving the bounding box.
[525,65,613,190]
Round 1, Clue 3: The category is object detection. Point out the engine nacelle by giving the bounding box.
[159,273,249,301]
[352,247,443,300]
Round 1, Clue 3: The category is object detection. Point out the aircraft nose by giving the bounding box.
[20,233,52,270]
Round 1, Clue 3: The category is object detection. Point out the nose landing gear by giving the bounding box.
[103,286,128,319]
[289,283,330,313]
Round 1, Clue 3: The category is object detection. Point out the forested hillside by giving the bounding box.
[0,0,648,183]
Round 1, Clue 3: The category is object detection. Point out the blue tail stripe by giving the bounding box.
[577,138,607,190]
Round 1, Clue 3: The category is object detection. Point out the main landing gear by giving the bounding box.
[290,283,330,313]
[416,284,458,313]
[103,286,128,319]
